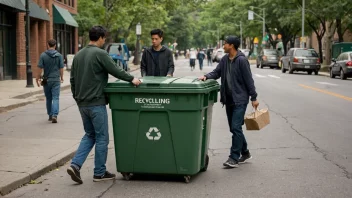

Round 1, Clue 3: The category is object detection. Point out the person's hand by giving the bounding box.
[36,79,41,87]
[252,100,259,110]
[198,75,207,81]
[61,78,64,83]
[167,74,172,77]
[131,78,141,86]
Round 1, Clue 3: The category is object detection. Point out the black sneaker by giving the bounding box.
[223,158,239,168]
[93,171,116,182]
[67,165,83,184]
[239,153,252,164]
[48,116,52,121]
[52,117,57,123]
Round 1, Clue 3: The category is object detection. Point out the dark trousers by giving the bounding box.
[226,104,249,161]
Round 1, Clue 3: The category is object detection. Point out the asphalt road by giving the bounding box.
[4,57,352,198]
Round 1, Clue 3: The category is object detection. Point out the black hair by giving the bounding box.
[47,39,56,47]
[89,26,107,41]
[150,29,164,38]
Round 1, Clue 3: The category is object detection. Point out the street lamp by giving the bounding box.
[248,6,266,45]
[133,22,142,65]
[234,21,243,49]
[25,0,33,87]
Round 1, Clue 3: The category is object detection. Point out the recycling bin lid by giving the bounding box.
[104,76,219,93]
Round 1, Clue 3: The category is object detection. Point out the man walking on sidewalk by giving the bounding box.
[67,26,141,184]
[141,29,174,77]
[199,36,259,168]
[36,39,64,123]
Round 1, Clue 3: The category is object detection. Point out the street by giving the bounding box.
[3,58,352,198]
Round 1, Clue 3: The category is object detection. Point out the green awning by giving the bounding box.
[0,0,25,11]
[20,0,50,21]
[53,5,78,27]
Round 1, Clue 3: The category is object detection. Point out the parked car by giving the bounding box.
[281,48,321,75]
[256,49,279,69]
[105,43,130,71]
[240,49,250,58]
[212,49,225,62]
[329,51,352,80]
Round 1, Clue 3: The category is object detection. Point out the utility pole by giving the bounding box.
[302,0,305,48]
[263,8,265,39]
[240,21,243,49]
[25,0,33,87]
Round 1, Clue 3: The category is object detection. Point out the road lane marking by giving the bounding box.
[268,75,281,79]
[255,74,266,78]
[299,84,352,102]
[316,82,338,86]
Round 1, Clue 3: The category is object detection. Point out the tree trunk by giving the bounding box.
[336,18,344,42]
[317,36,323,64]
[324,21,337,65]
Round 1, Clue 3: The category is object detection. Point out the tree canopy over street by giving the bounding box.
[76,0,352,64]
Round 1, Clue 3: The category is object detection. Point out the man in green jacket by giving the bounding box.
[67,26,141,184]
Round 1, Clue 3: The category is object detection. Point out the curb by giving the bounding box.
[0,67,140,114]
[0,85,71,114]
[0,67,141,195]
[0,149,76,195]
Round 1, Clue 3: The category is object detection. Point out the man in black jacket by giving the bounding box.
[141,29,175,77]
[199,36,259,168]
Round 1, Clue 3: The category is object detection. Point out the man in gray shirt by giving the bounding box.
[36,39,64,123]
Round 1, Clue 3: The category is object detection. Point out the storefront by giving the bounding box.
[53,5,78,61]
[0,1,22,80]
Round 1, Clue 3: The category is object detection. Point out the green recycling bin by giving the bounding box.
[104,76,219,183]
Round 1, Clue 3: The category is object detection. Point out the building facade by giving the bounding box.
[0,0,78,81]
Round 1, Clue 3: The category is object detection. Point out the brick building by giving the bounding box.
[0,0,78,80]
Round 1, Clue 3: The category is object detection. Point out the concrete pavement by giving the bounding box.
[0,60,138,114]
[3,57,352,197]
[0,65,141,195]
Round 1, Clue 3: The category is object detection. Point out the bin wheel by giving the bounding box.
[200,154,209,172]
[121,173,133,181]
[184,176,191,183]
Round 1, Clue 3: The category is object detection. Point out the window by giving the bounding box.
[264,50,278,55]
[349,53,352,61]
[288,50,293,56]
[294,49,318,57]
[53,24,75,60]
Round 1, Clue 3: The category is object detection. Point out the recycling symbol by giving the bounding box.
[146,127,161,141]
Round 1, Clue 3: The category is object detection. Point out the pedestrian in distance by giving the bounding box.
[36,39,64,124]
[189,48,197,71]
[141,29,175,77]
[207,49,213,66]
[197,49,206,70]
[67,26,141,184]
[199,36,259,168]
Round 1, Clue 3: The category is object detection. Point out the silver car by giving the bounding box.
[281,48,321,75]
[256,49,279,69]
[329,52,352,80]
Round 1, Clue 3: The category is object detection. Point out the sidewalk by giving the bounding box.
[0,62,140,196]
[0,60,139,114]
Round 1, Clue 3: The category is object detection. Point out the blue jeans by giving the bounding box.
[199,59,204,70]
[71,105,109,176]
[226,104,249,161]
[43,81,61,117]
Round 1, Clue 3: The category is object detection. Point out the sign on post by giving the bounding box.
[248,10,254,20]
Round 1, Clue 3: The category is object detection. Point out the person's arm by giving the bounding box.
[59,55,64,83]
[203,58,223,80]
[70,60,76,100]
[36,54,44,87]
[239,58,258,102]
[98,52,134,82]
[167,50,175,76]
[140,50,147,77]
